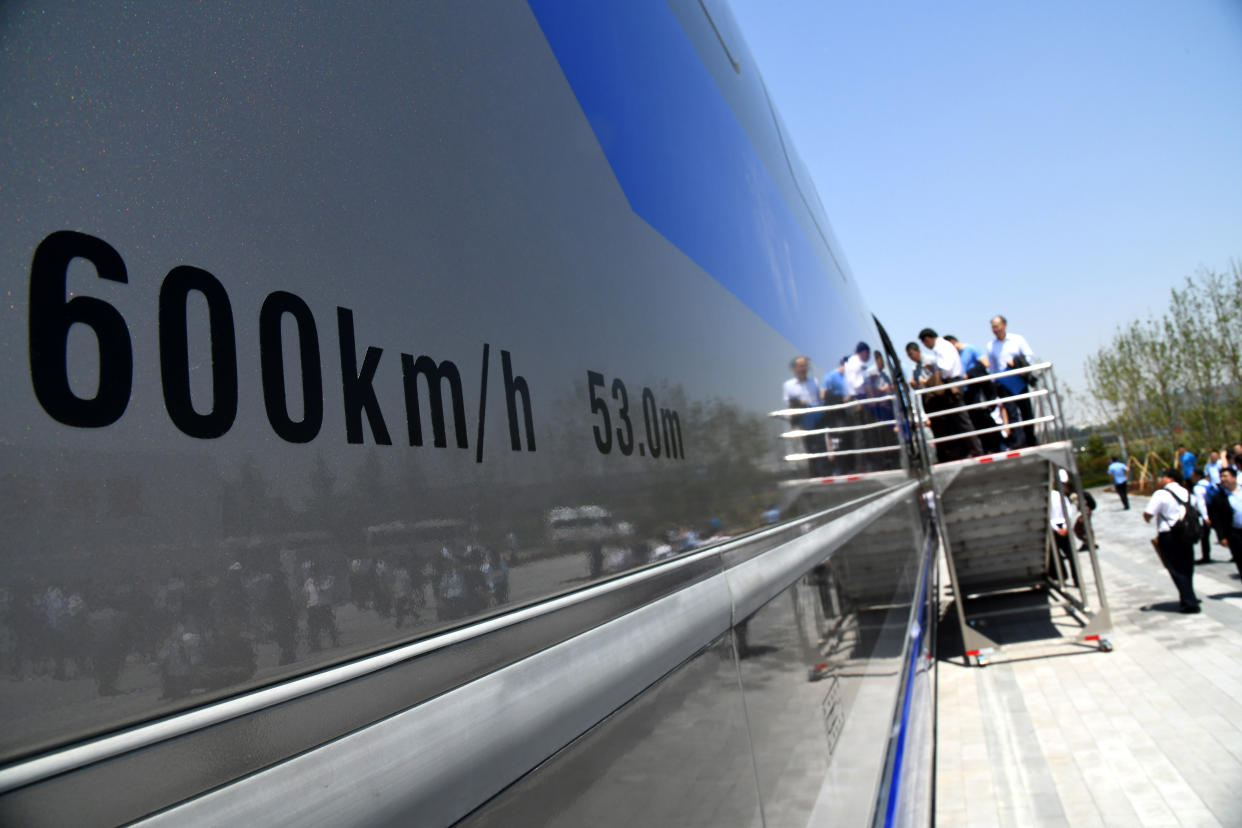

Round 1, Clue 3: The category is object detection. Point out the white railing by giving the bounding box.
[781,418,898,439]
[769,394,895,419]
[768,360,1069,474]
[910,361,1065,459]
[769,392,903,471]
[784,444,903,463]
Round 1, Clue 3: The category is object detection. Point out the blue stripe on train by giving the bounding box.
[527,0,849,360]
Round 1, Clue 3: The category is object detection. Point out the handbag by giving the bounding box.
[1012,354,1038,387]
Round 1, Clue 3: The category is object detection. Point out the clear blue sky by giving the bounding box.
[729,0,1242,418]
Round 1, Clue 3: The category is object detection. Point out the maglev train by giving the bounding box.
[0,1,938,825]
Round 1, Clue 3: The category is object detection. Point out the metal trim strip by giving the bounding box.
[0,539,721,795]
[0,556,724,826]
[136,482,916,827]
[136,575,734,827]
[727,481,916,621]
[0,483,916,827]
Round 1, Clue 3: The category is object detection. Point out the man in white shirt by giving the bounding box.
[1049,484,1080,586]
[782,356,828,476]
[841,342,879,470]
[987,315,1037,447]
[1143,468,1200,612]
[782,356,821,412]
[1205,450,1222,486]
[918,328,964,380]
[842,341,871,400]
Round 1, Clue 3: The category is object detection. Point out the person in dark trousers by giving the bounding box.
[1189,468,1213,563]
[1207,464,1235,549]
[1219,467,1242,582]
[1144,468,1200,613]
[1107,456,1130,510]
[918,328,983,459]
[906,344,956,463]
[945,335,1003,454]
[986,315,1037,447]
[1072,488,1097,550]
[1049,483,1080,587]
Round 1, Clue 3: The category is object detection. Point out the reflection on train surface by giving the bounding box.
[1,0,938,824]
[462,497,935,828]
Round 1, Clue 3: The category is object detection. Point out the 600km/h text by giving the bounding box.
[27,230,536,460]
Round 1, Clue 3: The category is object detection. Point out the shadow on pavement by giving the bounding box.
[1140,601,1192,613]
[936,589,1067,662]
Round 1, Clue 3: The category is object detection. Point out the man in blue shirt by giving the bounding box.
[945,335,1000,453]
[987,315,1036,447]
[945,335,985,375]
[1178,445,1196,481]
[1107,456,1130,510]
[822,357,848,401]
[821,357,852,472]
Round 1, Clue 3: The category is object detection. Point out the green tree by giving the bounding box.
[1085,261,1242,456]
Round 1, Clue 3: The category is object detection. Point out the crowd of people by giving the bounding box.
[0,513,757,706]
[903,315,1040,461]
[782,314,1043,474]
[1121,442,1242,614]
[781,343,896,476]
[0,536,518,702]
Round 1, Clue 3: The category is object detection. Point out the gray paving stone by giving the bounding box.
[937,487,1242,827]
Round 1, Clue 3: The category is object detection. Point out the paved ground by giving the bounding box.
[936,486,1242,827]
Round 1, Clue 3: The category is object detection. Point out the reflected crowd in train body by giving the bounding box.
[0,382,871,760]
